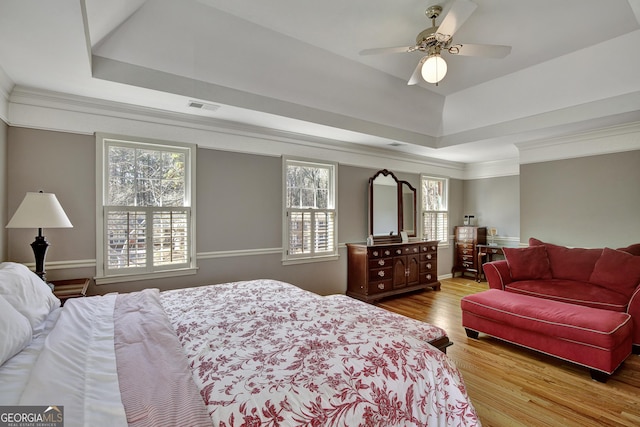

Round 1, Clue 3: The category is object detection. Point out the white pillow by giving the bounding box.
[0,262,60,329]
[0,295,33,365]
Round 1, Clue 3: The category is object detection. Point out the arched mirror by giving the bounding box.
[369,169,416,240]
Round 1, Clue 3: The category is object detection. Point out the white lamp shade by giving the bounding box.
[421,55,448,84]
[6,192,73,229]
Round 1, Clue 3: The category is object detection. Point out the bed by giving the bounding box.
[0,262,480,426]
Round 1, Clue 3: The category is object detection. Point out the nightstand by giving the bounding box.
[52,278,90,306]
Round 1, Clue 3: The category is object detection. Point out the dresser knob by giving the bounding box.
[378,260,385,266]
[378,283,385,290]
[396,249,402,255]
[385,250,391,256]
[431,246,436,251]
[373,251,379,256]
[427,254,432,259]
[426,274,432,280]
[426,263,432,269]
[378,271,385,277]
[413,247,418,252]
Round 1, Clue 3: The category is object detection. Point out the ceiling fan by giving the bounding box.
[360,0,511,85]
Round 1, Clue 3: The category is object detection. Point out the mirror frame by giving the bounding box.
[368,169,417,241]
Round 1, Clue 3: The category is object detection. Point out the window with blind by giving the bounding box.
[96,134,196,282]
[421,175,449,244]
[284,158,338,262]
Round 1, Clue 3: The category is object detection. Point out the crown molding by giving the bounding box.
[8,86,468,178]
[463,158,520,180]
[517,121,640,164]
[0,65,13,123]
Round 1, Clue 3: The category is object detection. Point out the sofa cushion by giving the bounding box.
[529,238,602,282]
[617,243,640,256]
[505,279,629,312]
[589,248,640,299]
[461,289,632,350]
[503,246,551,280]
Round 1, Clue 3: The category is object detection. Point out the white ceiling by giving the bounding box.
[1,0,640,164]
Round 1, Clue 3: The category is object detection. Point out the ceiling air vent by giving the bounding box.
[188,100,220,112]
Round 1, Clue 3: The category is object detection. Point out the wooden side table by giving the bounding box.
[476,244,512,282]
[52,278,90,306]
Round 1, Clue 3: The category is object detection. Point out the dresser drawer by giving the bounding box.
[368,247,392,258]
[369,266,392,281]
[421,260,436,272]
[457,242,475,249]
[459,253,475,262]
[405,244,420,255]
[458,247,475,257]
[421,243,438,253]
[422,272,436,283]
[368,257,392,269]
[461,259,475,269]
[368,279,393,294]
[421,252,436,262]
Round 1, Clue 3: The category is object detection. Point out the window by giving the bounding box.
[96,134,196,283]
[283,158,338,262]
[421,175,449,244]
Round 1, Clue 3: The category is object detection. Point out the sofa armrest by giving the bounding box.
[627,286,640,348]
[483,260,512,290]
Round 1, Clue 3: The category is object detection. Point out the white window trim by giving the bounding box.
[420,174,450,247]
[282,156,339,264]
[95,133,197,284]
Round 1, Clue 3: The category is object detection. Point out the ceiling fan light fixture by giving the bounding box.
[421,54,447,84]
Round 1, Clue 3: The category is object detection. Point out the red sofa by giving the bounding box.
[483,238,640,354]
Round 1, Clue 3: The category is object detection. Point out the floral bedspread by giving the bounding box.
[160,279,479,426]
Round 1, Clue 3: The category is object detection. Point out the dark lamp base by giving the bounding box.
[30,235,49,283]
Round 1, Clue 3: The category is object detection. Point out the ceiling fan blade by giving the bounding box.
[407,56,428,85]
[449,43,511,58]
[436,0,477,42]
[359,46,414,55]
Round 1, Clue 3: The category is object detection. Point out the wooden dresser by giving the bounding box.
[346,241,440,303]
[452,226,486,278]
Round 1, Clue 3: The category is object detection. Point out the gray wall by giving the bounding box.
[520,150,640,248]
[7,128,96,266]
[5,127,456,296]
[463,175,520,240]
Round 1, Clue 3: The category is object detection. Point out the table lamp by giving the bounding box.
[6,191,73,283]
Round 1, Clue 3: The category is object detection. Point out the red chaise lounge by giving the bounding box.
[461,289,632,381]
[461,238,640,381]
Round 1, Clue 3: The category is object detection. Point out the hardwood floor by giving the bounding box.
[376,277,640,427]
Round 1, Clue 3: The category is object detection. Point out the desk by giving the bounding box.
[476,244,505,282]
